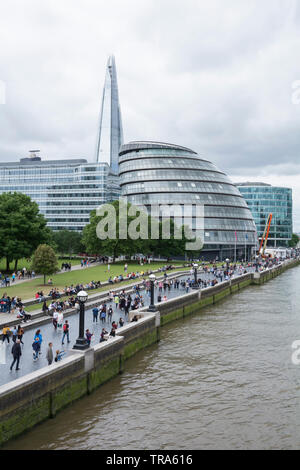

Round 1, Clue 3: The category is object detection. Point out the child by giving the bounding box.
[55,350,65,362]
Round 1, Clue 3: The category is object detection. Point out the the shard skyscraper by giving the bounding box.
[95,55,123,174]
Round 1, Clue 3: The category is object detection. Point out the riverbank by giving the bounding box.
[0,257,299,446]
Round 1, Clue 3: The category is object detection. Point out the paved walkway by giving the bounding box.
[0,267,255,386]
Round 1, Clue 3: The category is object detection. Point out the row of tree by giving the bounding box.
[0,194,196,274]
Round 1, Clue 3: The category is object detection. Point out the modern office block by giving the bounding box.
[236,182,293,247]
[0,154,120,231]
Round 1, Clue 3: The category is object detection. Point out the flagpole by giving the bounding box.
[234,231,237,263]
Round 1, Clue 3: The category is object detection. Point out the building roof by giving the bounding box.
[119,141,197,156]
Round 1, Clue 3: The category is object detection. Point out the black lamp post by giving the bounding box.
[148,274,157,312]
[73,290,89,350]
[226,258,230,274]
[193,263,199,289]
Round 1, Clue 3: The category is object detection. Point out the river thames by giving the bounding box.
[4,266,300,450]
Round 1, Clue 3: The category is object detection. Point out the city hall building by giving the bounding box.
[119,141,258,260]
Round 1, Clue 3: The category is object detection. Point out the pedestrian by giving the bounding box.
[46,342,54,365]
[108,306,113,321]
[34,329,43,355]
[32,337,40,361]
[55,350,65,362]
[119,317,124,327]
[52,310,58,330]
[12,326,18,343]
[100,328,108,342]
[85,329,93,346]
[17,325,24,345]
[100,309,106,324]
[62,320,70,345]
[92,306,99,322]
[2,326,11,344]
[10,339,22,371]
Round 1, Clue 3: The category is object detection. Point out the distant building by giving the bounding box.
[95,55,124,174]
[236,182,293,247]
[0,154,120,231]
[119,141,257,260]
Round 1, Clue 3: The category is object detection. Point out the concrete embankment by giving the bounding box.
[0,258,299,446]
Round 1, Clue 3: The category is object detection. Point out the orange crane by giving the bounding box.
[258,213,273,256]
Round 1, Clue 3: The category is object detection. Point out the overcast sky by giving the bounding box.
[0,0,300,230]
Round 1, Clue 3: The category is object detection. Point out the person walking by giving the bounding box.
[2,327,11,344]
[85,329,93,346]
[17,325,24,345]
[34,329,43,355]
[32,337,40,361]
[92,306,99,323]
[62,320,70,345]
[46,342,54,365]
[12,326,18,343]
[10,339,22,371]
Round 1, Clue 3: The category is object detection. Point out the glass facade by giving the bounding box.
[95,55,123,174]
[236,183,293,247]
[0,157,120,231]
[119,142,257,258]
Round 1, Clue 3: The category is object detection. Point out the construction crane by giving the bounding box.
[258,213,273,256]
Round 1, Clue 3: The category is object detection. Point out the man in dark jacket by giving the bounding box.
[10,339,22,371]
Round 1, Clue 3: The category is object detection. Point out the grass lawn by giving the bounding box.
[0,261,186,302]
[0,257,81,273]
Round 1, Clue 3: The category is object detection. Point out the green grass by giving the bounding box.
[0,261,186,302]
[0,258,81,273]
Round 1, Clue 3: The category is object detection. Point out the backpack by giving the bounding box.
[63,324,68,332]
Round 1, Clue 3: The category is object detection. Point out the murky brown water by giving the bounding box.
[4,266,300,450]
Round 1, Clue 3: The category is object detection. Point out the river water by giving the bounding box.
[4,266,300,450]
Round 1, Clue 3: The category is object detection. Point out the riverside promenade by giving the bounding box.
[0,266,244,385]
[0,257,298,446]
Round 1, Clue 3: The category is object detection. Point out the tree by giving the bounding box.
[0,192,53,272]
[289,233,300,248]
[82,200,148,261]
[82,200,198,261]
[52,230,84,257]
[31,244,59,285]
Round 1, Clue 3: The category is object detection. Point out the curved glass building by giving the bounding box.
[119,141,257,259]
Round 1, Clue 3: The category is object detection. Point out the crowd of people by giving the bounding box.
[1,256,294,374]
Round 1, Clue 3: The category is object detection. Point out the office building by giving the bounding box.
[236,182,293,247]
[0,153,120,231]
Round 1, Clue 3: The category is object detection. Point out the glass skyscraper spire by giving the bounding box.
[95,55,124,173]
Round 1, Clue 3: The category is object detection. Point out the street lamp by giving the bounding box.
[193,263,199,289]
[73,290,89,351]
[148,274,157,312]
[226,258,230,272]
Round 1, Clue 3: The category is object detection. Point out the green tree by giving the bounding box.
[289,233,300,248]
[52,230,84,257]
[31,244,59,285]
[82,200,198,261]
[0,192,52,272]
[82,200,148,261]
